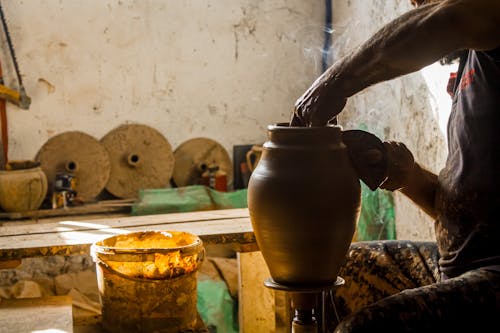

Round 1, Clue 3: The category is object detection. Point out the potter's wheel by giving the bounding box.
[35,131,111,201]
[264,276,345,292]
[100,124,175,198]
[172,137,233,187]
[264,277,345,332]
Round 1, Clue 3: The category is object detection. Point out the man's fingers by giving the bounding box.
[310,112,332,127]
[290,114,304,126]
[290,106,308,126]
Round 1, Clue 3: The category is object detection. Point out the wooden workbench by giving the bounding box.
[0,208,257,262]
[0,208,287,333]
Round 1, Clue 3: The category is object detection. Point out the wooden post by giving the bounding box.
[238,251,292,333]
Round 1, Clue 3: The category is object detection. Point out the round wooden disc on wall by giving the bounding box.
[35,131,111,202]
[172,137,233,187]
[100,124,175,198]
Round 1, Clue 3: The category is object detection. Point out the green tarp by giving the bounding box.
[356,183,396,241]
[131,185,248,216]
[197,279,239,333]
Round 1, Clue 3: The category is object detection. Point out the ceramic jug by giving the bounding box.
[246,145,264,172]
[247,123,361,287]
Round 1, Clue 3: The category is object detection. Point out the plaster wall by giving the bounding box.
[2,0,324,161]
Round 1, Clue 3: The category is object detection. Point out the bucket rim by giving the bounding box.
[91,230,203,255]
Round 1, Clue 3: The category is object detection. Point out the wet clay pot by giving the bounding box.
[0,167,48,212]
[247,123,361,287]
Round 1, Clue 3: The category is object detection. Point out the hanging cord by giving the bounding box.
[0,1,30,110]
[0,54,7,167]
[0,1,23,87]
[322,0,333,73]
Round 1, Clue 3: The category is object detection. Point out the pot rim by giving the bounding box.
[269,122,343,131]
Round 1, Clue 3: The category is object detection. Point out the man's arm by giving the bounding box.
[400,164,439,219]
[379,141,439,219]
[338,0,500,97]
[293,0,500,126]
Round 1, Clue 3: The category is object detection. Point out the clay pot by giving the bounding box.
[0,167,48,212]
[247,123,361,287]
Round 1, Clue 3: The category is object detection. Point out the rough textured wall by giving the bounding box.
[2,0,324,161]
[331,0,451,240]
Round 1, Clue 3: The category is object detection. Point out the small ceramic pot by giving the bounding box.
[0,166,48,212]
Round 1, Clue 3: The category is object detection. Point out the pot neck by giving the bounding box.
[265,123,343,147]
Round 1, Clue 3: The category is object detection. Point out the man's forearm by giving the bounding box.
[330,0,500,98]
[400,163,438,219]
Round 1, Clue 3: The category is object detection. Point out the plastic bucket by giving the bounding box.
[91,230,205,333]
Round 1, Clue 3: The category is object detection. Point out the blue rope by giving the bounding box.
[322,0,333,72]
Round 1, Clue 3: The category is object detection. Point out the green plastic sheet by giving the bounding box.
[356,182,396,241]
[197,279,239,333]
[131,185,248,216]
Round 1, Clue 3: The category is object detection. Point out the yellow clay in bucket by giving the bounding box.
[91,230,205,333]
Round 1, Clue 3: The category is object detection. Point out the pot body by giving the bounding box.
[248,124,361,287]
[0,167,48,212]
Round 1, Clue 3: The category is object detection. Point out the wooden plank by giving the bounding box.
[237,251,291,332]
[0,202,132,220]
[238,251,275,333]
[0,259,21,269]
[0,217,256,261]
[274,290,292,333]
[0,208,250,236]
[0,296,73,332]
[73,312,208,333]
[8,212,129,225]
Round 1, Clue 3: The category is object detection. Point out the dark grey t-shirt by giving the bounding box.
[436,46,500,278]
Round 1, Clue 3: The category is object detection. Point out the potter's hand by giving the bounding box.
[379,141,416,191]
[291,67,348,127]
[342,130,387,191]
